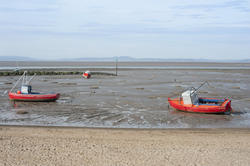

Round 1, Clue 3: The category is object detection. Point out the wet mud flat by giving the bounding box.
[0,68,250,128]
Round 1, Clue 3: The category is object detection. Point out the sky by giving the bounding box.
[0,0,250,60]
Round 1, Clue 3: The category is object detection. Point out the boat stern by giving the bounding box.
[224,99,232,112]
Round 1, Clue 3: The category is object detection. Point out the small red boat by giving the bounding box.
[168,84,232,114]
[168,97,231,114]
[83,70,91,79]
[9,92,60,102]
[8,71,60,102]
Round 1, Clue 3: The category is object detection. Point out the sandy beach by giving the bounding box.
[0,126,250,166]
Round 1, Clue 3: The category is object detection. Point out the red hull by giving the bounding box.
[9,92,60,102]
[168,97,231,114]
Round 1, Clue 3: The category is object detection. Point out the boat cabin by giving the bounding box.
[21,85,32,94]
[181,90,199,105]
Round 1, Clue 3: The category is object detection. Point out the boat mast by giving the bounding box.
[10,71,26,92]
[191,81,209,95]
[115,56,118,76]
[9,71,36,92]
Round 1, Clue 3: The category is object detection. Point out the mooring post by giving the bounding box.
[115,57,118,76]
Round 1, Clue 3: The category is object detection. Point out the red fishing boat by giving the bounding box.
[8,71,60,102]
[168,83,232,114]
[168,97,231,113]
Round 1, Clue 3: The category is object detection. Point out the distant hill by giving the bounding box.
[0,56,37,61]
[1,55,250,63]
[241,59,250,63]
[61,56,134,62]
[62,56,250,63]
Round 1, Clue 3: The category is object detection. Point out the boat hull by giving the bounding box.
[168,97,231,114]
[9,92,60,102]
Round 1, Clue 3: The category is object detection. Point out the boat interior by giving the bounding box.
[198,98,225,106]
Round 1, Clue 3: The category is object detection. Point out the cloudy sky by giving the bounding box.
[0,0,250,60]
